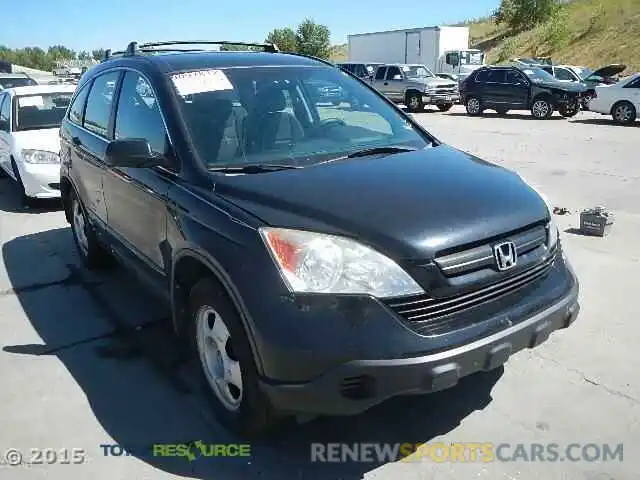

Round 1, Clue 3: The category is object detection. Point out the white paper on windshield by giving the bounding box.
[19,96,44,107]
[402,66,410,72]
[171,69,233,96]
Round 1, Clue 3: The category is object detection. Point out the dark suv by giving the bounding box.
[460,65,588,119]
[60,40,580,437]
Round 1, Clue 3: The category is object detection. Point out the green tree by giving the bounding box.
[295,18,331,59]
[78,51,91,60]
[92,48,106,61]
[494,0,560,31]
[219,43,257,51]
[265,28,298,53]
[47,45,76,61]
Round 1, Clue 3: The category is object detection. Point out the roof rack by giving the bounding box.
[103,40,279,61]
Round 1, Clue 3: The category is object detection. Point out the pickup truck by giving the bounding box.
[371,64,459,112]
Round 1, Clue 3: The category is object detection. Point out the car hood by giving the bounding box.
[591,63,626,78]
[12,128,61,153]
[533,79,588,92]
[410,76,457,88]
[213,145,549,260]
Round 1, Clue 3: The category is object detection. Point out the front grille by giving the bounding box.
[435,224,547,277]
[384,247,557,333]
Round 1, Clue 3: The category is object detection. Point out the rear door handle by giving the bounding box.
[384,82,389,86]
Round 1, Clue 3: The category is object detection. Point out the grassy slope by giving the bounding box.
[329,0,640,69]
[469,0,640,71]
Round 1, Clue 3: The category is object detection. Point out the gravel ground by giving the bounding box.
[0,105,638,479]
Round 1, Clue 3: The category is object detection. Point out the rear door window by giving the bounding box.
[486,70,506,83]
[475,70,489,82]
[375,67,386,80]
[68,84,90,125]
[386,66,402,80]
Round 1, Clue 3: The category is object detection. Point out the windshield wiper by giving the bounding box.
[346,146,419,159]
[208,164,301,174]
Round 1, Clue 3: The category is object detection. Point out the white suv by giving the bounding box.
[0,84,76,205]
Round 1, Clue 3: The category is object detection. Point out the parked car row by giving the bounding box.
[337,62,460,112]
[459,64,639,123]
[0,41,581,439]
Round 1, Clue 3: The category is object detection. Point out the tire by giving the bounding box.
[531,97,553,119]
[437,103,453,112]
[495,108,509,115]
[559,101,579,118]
[405,92,423,113]
[187,278,283,438]
[11,158,37,208]
[69,188,112,269]
[611,101,636,125]
[465,96,483,116]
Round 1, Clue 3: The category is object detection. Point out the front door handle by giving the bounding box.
[384,82,389,86]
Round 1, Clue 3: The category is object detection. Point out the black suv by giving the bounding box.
[460,65,588,119]
[60,40,580,437]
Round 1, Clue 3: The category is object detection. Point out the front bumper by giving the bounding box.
[18,162,61,198]
[423,93,459,105]
[260,267,579,416]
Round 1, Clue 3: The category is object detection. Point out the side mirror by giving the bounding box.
[392,74,403,81]
[105,138,164,168]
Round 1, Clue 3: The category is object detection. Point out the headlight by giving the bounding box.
[259,227,424,297]
[22,149,59,164]
[517,175,558,250]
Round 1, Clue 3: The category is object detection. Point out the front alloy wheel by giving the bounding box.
[69,191,111,269]
[406,93,423,113]
[559,101,579,118]
[196,306,243,412]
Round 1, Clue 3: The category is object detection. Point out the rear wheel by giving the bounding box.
[611,101,636,124]
[188,278,284,438]
[465,96,482,116]
[437,103,453,112]
[70,189,112,269]
[405,92,423,113]
[531,98,553,119]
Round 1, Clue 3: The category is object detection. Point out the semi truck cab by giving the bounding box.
[439,49,485,78]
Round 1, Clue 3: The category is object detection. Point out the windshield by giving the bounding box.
[0,77,38,89]
[403,65,434,78]
[460,51,484,66]
[14,92,73,131]
[171,65,432,169]
[521,67,558,83]
[574,67,594,79]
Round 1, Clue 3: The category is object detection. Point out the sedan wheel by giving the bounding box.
[612,102,636,124]
[69,191,111,269]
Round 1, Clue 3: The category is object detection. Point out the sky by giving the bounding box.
[2,0,499,52]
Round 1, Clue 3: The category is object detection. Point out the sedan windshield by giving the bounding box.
[15,92,73,131]
[575,67,594,79]
[0,77,38,89]
[171,65,433,168]
[521,67,558,83]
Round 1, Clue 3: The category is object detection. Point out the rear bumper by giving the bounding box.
[261,279,579,416]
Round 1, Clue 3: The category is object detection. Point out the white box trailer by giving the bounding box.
[347,26,485,77]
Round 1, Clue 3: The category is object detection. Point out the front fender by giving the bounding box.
[170,245,266,374]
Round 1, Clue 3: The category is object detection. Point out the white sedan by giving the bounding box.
[0,84,76,205]
[588,73,640,124]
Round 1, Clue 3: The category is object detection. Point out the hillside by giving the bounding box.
[469,0,640,71]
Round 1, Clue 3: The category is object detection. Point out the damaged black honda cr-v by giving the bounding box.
[59,40,580,437]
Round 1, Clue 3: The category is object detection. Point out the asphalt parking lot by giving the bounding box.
[0,105,638,480]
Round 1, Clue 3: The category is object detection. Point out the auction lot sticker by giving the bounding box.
[171,69,233,96]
